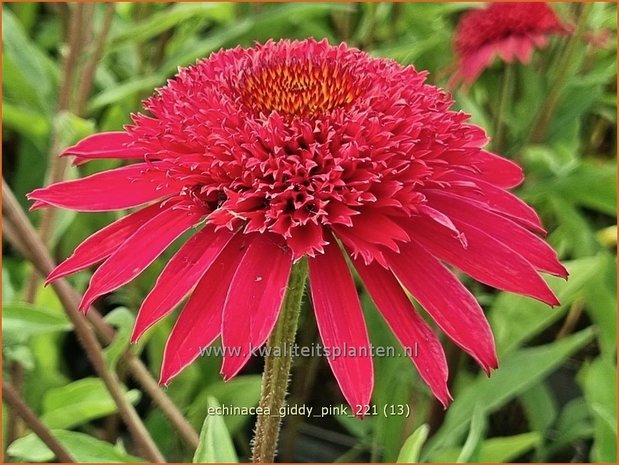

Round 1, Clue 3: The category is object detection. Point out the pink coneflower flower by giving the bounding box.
[28,39,566,409]
[453,2,570,85]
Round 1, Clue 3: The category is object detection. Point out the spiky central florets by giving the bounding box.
[239,60,363,116]
[128,39,488,259]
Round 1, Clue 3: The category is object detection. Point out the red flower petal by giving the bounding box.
[131,225,237,342]
[471,150,524,188]
[352,257,451,407]
[410,215,559,306]
[418,204,467,247]
[79,204,204,310]
[61,132,144,166]
[159,233,249,385]
[387,238,498,373]
[309,237,373,411]
[446,174,545,234]
[46,203,163,284]
[27,163,179,212]
[220,233,293,380]
[426,191,567,277]
[346,209,410,252]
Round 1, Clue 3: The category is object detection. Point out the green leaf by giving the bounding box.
[41,377,141,429]
[530,161,617,216]
[548,398,594,455]
[11,2,39,33]
[489,256,601,356]
[53,110,96,149]
[3,345,35,370]
[7,429,144,463]
[190,375,262,434]
[430,433,541,463]
[556,161,617,215]
[361,291,418,462]
[396,424,429,463]
[7,430,146,463]
[88,75,164,112]
[1,100,50,143]
[2,267,15,304]
[456,405,486,462]
[547,196,599,258]
[424,329,595,456]
[161,3,353,76]
[2,302,72,343]
[582,253,617,359]
[103,307,136,368]
[578,358,617,462]
[193,396,239,463]
[110,3,234,46]
[2,8,57,114]
[520,383,558,435]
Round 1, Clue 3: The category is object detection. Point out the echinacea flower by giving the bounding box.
[452,2,569,85]
[29,38,566,410]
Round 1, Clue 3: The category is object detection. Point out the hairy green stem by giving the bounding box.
[251,259,309,463]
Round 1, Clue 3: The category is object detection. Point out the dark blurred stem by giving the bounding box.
[2,180,199,450]
[360,2,378,49]
[17,10,117,447]
[2,382,76,463]
[388,3,402,43]
[556,299,585,340]
[7,4,88,451]
[76,3,115,112]
[527,3,592,144]
[427,340,462,436]
[332,4,356,43]
[3,181,165,462]
[5,364,24,449]
[251,259,308,463]
[153,29,173,69]
[492,64,515,153]
[24,3,88,304]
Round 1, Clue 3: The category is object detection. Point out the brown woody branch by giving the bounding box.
[2,180,200,449]
[2,382,76,463]
[2,180,165,462]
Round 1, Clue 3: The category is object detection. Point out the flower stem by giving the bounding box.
[527,2,592,144]
[251,258,309,463]
[492,63,515,153]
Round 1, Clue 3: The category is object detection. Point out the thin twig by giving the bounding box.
[58,3,85,111]
[556,299,585,340]
[24,3,89,303]
[1,180,200,449]
[2,180,165,462]
[76,3,116,112]
[13,6,88,448]
[8,3,89,447]
[2,382,76,463]
[3,219,29,448]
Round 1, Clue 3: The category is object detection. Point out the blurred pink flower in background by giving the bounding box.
[452,2,570,85]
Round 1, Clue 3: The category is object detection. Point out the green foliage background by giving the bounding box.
[2,2,617,463]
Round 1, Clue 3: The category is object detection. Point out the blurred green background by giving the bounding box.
[2,2,617,463]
